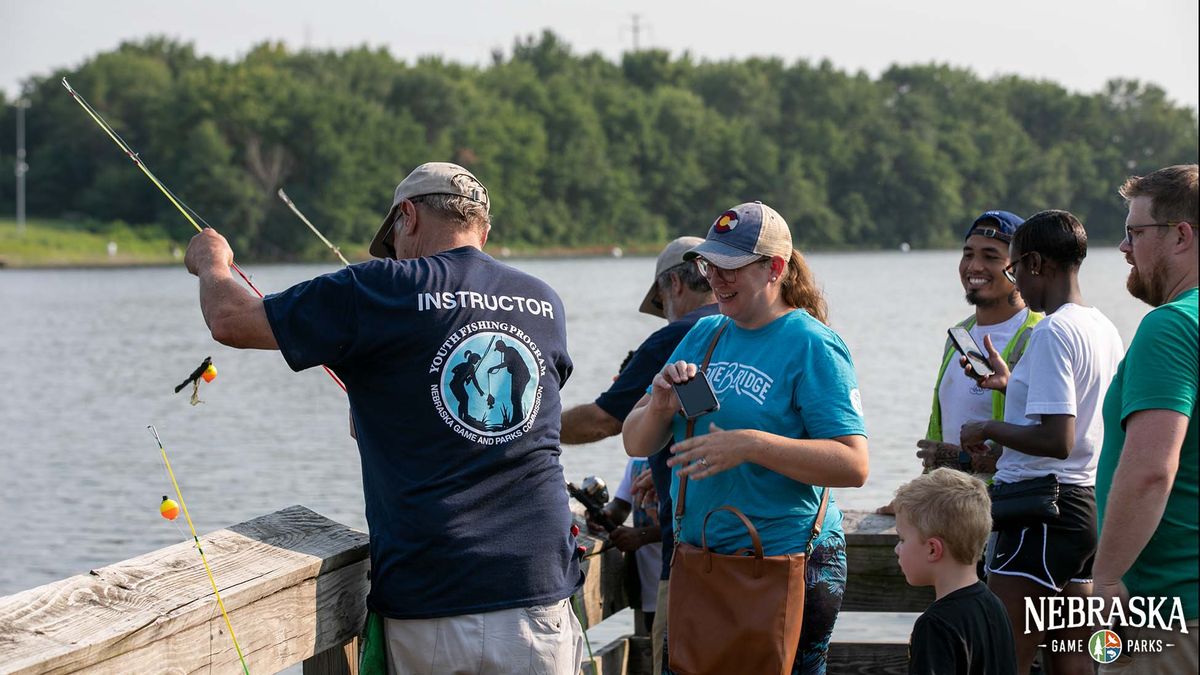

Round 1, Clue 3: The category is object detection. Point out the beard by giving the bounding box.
[1127,258,1170,307]
[966,288,1020,308]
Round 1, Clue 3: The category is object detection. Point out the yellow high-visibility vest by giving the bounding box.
[925,310,1044,441]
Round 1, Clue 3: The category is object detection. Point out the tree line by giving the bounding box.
[0,31,1196,258]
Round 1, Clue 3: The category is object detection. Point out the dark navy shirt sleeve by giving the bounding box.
[263,266,361,372]
[595,322,687,422]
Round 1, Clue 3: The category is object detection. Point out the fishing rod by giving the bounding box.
[148,425,251,675]
[61,78,346,393]
[61,78,257,293]
[276,189,351,266]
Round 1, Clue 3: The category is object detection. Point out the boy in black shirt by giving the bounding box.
[894,468,1017,674]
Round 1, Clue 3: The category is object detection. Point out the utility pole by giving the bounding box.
[621,14,652,52]
[15,98,29,234]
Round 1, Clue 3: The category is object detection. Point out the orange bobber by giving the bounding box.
[201,364,217,383]
[160,496,180,521]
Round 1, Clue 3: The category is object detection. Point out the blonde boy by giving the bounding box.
[893,468,1016,674]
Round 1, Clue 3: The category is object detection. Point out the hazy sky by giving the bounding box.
[2,0,1197,109]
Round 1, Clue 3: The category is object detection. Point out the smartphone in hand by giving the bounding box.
[947,327,995,379]
[673,370,720,420]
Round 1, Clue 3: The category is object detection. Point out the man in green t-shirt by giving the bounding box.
[1094,163,1198,673]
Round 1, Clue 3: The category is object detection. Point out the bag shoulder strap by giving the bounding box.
[675,320,729,525]
[805,489,830,555]
[673,319,831,556]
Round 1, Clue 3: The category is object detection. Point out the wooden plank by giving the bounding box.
[581,635,629,675]
[303,637,359,675]
[841,510,905,547]
[0,505,368,675]
[828,642,910,674]
[842,510,935,613]
[572,508,629,629]
[625,635,652,675]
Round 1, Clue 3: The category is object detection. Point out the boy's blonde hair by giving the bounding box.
[893,468,991,565]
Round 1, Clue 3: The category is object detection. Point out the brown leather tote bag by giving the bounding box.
[666,321,830,675]
[668,493,829,675]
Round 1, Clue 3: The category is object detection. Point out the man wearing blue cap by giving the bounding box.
[880,211,1042,513]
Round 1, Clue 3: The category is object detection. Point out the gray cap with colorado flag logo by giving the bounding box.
[683,201,793,268]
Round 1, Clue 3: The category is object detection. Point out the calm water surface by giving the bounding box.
[0,250,1149,597]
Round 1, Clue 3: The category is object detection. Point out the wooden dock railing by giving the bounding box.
[0,506,924,675]
[0,506,369,674]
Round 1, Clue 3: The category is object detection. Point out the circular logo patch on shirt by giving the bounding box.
[849,388,864,417]
[430,323,544,443]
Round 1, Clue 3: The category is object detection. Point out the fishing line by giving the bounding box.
[62,78,346,393]
[276,189,351,266]
[147,425,251,675]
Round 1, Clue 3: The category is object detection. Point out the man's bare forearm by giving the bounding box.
[561,402,622,444]
[1093,410,1187,584]
[197,266,278,349]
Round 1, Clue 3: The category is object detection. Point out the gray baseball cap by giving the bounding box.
[638,236,706,317]
[684,201,793,268]
[369,162,490,258]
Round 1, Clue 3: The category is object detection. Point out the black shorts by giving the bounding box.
[987,484,1096,591]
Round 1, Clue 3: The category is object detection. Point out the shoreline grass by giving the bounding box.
[0,218,180,268]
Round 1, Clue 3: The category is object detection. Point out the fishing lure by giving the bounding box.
[174,356,217,405]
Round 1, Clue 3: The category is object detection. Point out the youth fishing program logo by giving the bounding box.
[429,321,547,444]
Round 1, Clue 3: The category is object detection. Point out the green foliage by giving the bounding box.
[2,33,1196,258]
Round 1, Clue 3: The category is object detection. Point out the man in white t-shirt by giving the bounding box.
[879,211,1041,514]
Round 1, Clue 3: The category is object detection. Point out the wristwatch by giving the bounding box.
[958,450,974,473]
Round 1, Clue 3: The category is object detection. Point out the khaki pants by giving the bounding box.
[651,580,670,675]
[385,599,584,675]
[1099,618,1199,675]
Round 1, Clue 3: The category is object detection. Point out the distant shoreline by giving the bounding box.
[0,218,1124,269]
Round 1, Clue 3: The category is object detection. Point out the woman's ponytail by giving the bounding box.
[779,249,828,325]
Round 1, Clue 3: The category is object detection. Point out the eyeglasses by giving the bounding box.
[694,257,768,283]
[1002,252,1035,284]
[381,197,427,256]
[1123,221,1180,245]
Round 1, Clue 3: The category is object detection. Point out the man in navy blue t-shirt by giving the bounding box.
[560,236,716,674]
[185,162,584,674]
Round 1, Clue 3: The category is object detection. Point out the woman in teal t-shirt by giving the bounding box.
[623,202,869,674]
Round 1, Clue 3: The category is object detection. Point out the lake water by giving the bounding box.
[0,249,1150,651]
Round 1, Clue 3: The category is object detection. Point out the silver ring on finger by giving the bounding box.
[698,457,709,467]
